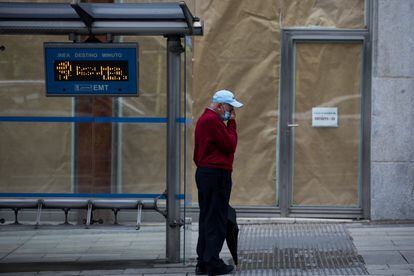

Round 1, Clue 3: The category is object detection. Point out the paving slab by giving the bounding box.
[0,273,38,276]
[393,241,414,247]
[13,248,88,254]
[355,246,400,251]
[78,270,124,275]
[367,268,414,275]
[358,250,408,265]
[388,264,414,270]
[40,257,80,262]
[37,272,81,276]
[386,232,414,237]
[125,268,167,274]
[0,258,45,264]
[0,246,19,253]
[401,251,414,264]
[42,253,81,258]
[77,255,122,262]
[366,265,390,270]
[20,243,58,248]
[85,248,129,253]
[395,246,414,251]
[2,253,45,259]
[353,239,395,245]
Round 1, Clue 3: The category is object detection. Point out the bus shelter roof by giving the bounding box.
[0,2,203,36]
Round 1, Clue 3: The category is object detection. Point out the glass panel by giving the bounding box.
[117,33,191,260]
[118,35,167,194]
[121,124,166,193]
[115,35,168,259]
[292,42,362,206]
[0,35,72,193]
[0,35,72,116]
[0,82,72,117]
[120,36,166,117]
[182,35,192,262]
[0,123,72,193]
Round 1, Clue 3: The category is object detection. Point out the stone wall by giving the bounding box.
[371,0,414,220]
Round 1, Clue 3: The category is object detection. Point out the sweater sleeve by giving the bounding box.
[210,118,238,154]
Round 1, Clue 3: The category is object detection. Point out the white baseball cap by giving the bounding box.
[212,89,243,108]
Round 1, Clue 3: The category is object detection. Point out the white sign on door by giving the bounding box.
[312,107,338,127]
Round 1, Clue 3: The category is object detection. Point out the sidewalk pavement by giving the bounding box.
[347,222,414,275]
[0,219,413,275]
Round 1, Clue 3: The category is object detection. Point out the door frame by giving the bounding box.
[278,29,371,219]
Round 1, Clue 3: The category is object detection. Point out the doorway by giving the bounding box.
[278,29,371,218]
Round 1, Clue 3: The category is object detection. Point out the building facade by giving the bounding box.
[0,0,413,221]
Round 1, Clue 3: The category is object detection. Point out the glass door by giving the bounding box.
[278,30,370,217]
[292,42,362,206]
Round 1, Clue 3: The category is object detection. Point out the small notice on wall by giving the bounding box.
[312,107,338,127]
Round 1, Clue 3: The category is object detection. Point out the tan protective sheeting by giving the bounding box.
[191,0,281,206]
[0,0,365,206]
[189,0,364,206]
[119,0,364,205]
[281,0,364,28]
[293,43,361,206]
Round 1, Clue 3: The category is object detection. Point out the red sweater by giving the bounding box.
[193,108,238,171]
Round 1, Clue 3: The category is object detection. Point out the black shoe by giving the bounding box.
[206,263,234,275]
[195,262,207,275]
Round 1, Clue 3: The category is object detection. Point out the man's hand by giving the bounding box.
[230,109,236,120]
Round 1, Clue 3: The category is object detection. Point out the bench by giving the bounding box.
[0,198,41,225]
[0,195,166,230]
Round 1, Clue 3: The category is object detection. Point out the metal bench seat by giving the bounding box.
[0,197,163,230]
[92,199,156,209]
[43,198,90,208]
[42,198,90,226]
[92,199,138,209]
[0,198,39,208]
[0,198,41,224]
[92,199,147,229]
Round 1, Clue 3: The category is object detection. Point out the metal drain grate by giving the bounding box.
[236,223,367,275]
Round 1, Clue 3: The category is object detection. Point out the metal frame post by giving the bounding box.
[166,36,183,263]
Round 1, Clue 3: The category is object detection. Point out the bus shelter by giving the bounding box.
[0,1,203,263]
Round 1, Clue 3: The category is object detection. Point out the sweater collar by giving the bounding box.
[206,107,220,117]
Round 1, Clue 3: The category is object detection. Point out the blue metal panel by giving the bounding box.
[44,43,138,96]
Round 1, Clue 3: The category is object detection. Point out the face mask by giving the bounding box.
[221,111,231,121]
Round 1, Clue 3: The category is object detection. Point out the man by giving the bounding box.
[193,89,243,275]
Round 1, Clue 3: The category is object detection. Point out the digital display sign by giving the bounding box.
[44,43,138,96]
[54,61,129,82]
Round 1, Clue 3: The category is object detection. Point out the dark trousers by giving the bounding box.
[196,167,232,265]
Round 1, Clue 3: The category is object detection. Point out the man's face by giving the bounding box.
[219,103,233,115]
